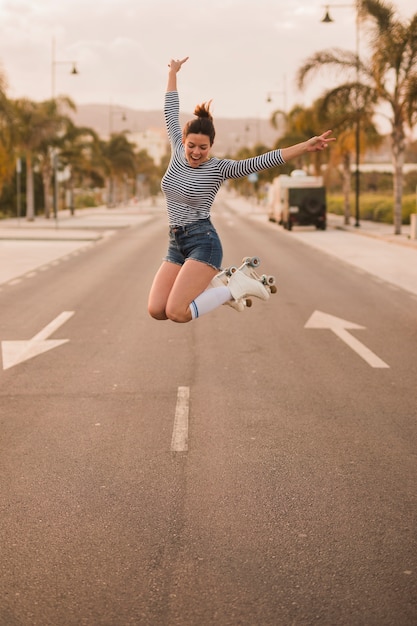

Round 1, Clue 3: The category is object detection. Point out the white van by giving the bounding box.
[267,170,326,230]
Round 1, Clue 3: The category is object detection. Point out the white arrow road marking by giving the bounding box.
[171,386,190,452]
[1,311,74,370]
[305,310,389,369]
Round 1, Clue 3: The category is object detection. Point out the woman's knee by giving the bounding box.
[165,302,192,323]
[148,302,168,321]
[148,301,191,322]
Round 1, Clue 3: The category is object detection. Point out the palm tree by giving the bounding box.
[11,99,39,221]
[135,149,161,199]
[11,96,75,220]
[273,104,326,176]
[271,96,382,224]
[316,91,382,224]
[56,121,99,214]
[297,0,417,234]
[0,72,17,200]
[100,133,137,207]
[36,97,76,218]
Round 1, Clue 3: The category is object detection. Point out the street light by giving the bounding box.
[321,2,361,227]
[51,38,79,222]
[51,37,79,99]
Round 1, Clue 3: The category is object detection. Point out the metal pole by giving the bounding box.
[53,150,58,224]
[322,2,361,227]
[354,0,360,227]
[51,37,55,99]
[16,157,21,224]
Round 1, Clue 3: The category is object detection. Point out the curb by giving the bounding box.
[331,223,417,251]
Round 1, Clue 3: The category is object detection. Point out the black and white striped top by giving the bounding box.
[161,91,286,227]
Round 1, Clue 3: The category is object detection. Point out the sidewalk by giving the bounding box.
[0,203,156,240]
[0,202,158,286]
[326,212,416,250]
[221,193,417,298]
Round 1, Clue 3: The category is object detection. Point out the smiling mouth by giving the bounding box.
[189,156,201,165]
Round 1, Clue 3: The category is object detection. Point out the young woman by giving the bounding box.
[148,57,335,323]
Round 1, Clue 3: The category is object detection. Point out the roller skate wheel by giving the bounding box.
[242,256,260,267]
[245,298,253,307]
[270,285,277,294]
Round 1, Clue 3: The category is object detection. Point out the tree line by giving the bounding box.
[0,90,163,220]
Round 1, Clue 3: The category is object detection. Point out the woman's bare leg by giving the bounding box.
[166,260,218,323]
[148,261,182,320]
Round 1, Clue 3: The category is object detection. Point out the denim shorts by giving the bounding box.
[164,218,223,270]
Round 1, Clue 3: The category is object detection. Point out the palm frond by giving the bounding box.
[404,74,417,125]
[360,0,395,34]
[297,49,358,89]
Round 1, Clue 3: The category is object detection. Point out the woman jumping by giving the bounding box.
[148,57,335,323]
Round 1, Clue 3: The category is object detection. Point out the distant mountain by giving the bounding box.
[71,103,282,156]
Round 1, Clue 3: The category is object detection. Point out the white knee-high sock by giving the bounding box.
[190,286,231,320]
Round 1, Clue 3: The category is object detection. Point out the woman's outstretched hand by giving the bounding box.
[305,130,336,152]
[168,57,189,72]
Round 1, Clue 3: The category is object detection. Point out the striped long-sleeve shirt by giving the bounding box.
[161,91,286,227]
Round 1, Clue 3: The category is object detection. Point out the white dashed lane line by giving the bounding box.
[171,386,190,453]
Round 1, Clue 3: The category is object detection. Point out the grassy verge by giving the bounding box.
[327,193,416,224]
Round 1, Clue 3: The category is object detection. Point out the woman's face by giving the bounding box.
[182,133,211,167]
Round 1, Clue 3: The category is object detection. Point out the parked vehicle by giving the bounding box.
[267,170,326,230]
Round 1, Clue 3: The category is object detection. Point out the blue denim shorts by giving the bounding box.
[164,219,223,270]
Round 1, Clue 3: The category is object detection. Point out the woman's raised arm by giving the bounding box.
[281,130,336,162]
[167,57,189,92]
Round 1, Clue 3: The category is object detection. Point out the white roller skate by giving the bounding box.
[236,256,277,294]
[228,267,270,302]
[210,274,251,312]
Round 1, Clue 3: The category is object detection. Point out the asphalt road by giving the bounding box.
[0,200,416,625]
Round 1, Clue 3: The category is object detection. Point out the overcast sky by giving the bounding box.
[0,0,416,121]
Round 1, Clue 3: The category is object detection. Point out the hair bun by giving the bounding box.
[194,100,213,121]
[184,100,216,145]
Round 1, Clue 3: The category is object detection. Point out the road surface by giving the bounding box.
[0,199,416,625]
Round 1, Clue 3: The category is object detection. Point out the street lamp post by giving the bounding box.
[51,37,79,99]
[322,2,361,227]
[51,38,79,222]
[52,150,59,223]
[16,158,22,224]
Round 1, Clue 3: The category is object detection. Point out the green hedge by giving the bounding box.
[327,194,416,225]
[74,193,99,209]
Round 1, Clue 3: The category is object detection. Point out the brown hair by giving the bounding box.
[183,101,215,146]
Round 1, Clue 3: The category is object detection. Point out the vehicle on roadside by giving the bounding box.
[267,170,326,230]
